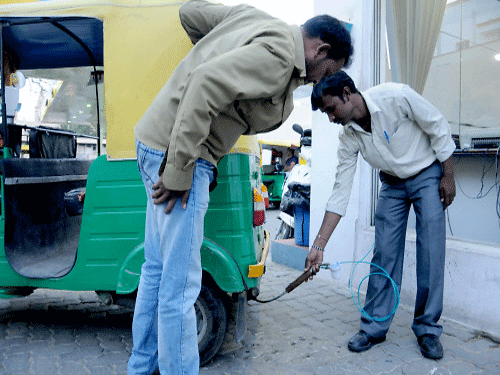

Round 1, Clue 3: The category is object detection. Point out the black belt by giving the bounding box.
[380,160,439,184]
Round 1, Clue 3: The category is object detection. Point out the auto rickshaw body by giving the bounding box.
[0,0,269,364]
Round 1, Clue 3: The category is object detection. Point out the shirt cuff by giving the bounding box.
[325,202,346,217]
[436,139,456,163]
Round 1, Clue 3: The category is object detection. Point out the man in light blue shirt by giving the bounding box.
[306,71,456,360]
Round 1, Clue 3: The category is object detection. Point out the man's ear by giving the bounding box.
[343,86,352,101]
[316,42,331,59]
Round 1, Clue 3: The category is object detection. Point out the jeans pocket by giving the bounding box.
[136,141,165,190]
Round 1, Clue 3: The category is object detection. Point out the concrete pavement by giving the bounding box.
[0,289,133,374]
[0,260,499,374]
[201,260,500,375]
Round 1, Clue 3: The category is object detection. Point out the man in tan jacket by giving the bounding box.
[129,1,353,374]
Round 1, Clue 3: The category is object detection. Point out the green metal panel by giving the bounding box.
[200,238,245,293]
[0,177,31,290]
[0,152,264,296]
[0,156,147,291]
[204,153,262,292]
[69,156,147,290]
[116,242,145,294]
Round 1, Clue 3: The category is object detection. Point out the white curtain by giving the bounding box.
[386,0,446,94]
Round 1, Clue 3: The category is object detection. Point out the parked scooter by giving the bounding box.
[275,124,311,241]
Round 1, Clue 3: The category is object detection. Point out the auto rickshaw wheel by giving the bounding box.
[196,283,228,365]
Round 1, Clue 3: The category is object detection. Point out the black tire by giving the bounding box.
[196,284,228,366]
[110,284,228,366]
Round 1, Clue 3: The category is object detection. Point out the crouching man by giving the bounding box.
[305,71,456,360]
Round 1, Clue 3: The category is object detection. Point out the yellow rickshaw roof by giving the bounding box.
[0,0,192,160]
[229,135,260,157]
[258,139,300,148]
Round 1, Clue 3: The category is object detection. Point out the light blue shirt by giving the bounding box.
[326,82,456,216]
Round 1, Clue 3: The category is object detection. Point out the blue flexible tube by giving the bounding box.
[333,243,401,322]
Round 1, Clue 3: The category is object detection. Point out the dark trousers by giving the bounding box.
[360,162,446,339]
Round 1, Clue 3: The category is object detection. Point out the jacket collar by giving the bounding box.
[290,25,306,81]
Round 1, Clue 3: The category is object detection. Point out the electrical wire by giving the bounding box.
[454,149,500,207]
[448,148,500,241]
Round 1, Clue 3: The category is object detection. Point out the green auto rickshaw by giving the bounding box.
[259,139,301,208]
[0,0,269,365]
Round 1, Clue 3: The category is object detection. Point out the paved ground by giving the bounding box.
[0,208,498,374]
[203,262,500,375]
[0,261,499,375]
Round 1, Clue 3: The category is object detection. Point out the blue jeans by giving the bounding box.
[128,141,214,375]
[360,162,446,339]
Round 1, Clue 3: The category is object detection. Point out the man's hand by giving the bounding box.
[152,174,190,214]
[439,157,455,210]
[304,248,323,280]
[439,175,455,210]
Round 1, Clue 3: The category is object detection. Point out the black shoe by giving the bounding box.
[348,330,386,352]
[418,333,444,360]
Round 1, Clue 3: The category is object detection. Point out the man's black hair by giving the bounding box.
[302,15,354,68]
[311,71,359,110]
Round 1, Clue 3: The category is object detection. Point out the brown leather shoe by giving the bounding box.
[348,330,386,352]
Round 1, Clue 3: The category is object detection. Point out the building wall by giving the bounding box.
[311,0,376,291]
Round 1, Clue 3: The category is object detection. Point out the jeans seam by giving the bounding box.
[180,163,199,373]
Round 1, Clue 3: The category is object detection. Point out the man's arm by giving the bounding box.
[179,0,246,44]
[305,211,342,275]
[303,129,359,276]
[399,86,456,210]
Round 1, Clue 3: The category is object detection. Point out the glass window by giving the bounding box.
[423,0,500,149]
[383,0,500,246]
[16,67,105,137]
[14,67,105,159]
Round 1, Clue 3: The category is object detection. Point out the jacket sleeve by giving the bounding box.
[162,35,296,191]
[179,0,241,44]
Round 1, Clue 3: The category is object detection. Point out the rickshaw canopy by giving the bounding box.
[0,0,192,159]
[0,16,103,69]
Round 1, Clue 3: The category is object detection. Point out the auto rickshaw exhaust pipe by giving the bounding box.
[97,292,114,305]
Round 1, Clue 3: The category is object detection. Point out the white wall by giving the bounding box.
[311,0,376,292]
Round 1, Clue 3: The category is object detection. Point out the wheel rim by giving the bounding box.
[195,299,208,342]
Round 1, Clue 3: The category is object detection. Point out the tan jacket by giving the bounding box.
[134,0,306,191]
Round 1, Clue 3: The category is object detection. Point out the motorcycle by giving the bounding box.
[275,124,311,243]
